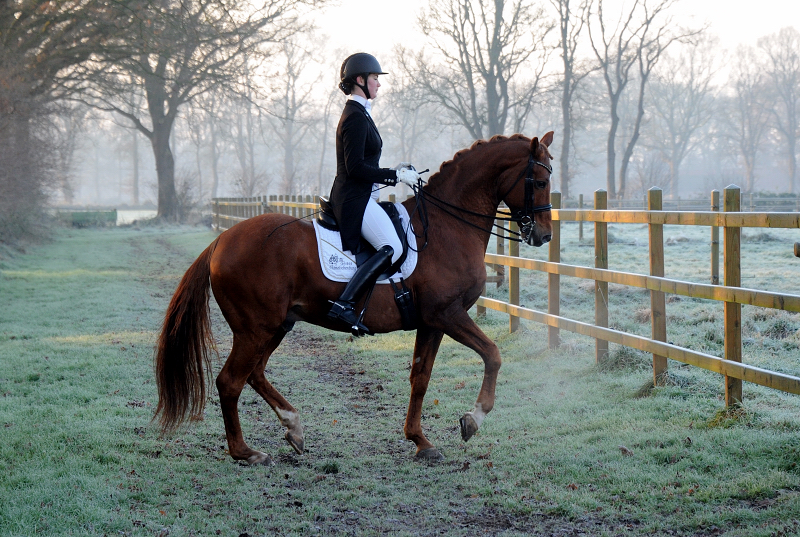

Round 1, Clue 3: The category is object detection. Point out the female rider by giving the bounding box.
[327,53,419,335]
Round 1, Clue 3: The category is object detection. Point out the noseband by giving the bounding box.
[500,154,553,243]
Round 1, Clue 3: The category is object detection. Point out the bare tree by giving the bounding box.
[759,27,800,193]
[549,0,593,199]
[229,79,264,196]
[264,40,319,194]
[400,0,554,140]
[183,102,209,202]
[588,0,684,199]
[647,35,717,198]
[722,46,771,193]
[73,0,317,220]
[49,104,90,204]
[1,0,115,237]
[314,83,340,196]
[629,150,670,198]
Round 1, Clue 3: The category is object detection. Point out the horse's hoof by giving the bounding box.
[285,431,304,455]
[415,447,444,461]
[460,414,479,442]
[246,451,274,466]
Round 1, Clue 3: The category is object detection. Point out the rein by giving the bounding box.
[408,153,552,244]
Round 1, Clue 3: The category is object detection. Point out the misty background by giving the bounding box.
[2,0,799,239]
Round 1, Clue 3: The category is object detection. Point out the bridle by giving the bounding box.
[497,154,553,244]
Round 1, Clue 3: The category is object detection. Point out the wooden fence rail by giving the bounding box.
[212,186,800,406]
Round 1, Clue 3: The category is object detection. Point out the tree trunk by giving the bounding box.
[209,118,220,200]
[132,129,140,206]
[788,135,797,194]
[560,68,572,199]
[606,97,619,199]
[152,121,177,220]
[669,155,678,199]
[618,74,648,200]
[142,62,179,220]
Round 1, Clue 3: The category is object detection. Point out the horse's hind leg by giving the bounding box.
[246,334,305,455]
[404,324,445,460]
[216,332,285,465]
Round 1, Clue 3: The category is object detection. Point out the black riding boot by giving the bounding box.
[328,245,394,336]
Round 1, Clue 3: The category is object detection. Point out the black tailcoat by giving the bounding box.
[329,100,396,252]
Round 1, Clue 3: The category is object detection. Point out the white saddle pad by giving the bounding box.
[313,202,418,283]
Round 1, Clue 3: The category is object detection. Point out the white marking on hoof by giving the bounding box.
[276,408,303,433]
[246,451,274,466]
[275,408,304,447]
[468,402,487,428]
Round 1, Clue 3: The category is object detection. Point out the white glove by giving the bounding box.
[393,162,413,170]
[396,167,421,186]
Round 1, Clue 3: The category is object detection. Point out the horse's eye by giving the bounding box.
[536,181,548,189]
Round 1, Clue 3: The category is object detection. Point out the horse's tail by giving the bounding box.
[153,239,218,434]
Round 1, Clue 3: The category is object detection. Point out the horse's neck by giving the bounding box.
[423,153,506,247]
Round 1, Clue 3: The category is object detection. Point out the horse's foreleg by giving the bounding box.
[216,338,272,465]
[404,324,444,460]
[442,311,502,443]
[246,330,304,455]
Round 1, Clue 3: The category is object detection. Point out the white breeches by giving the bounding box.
[361,197,403,264]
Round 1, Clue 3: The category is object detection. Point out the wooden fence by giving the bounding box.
[211,195,319,231]
[211,186,800,406]
[478,185,800,407]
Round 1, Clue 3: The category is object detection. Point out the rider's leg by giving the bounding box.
[328,199,402,335]
[360,199,403,264]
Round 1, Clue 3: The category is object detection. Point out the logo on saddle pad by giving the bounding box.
[327,253,354,272]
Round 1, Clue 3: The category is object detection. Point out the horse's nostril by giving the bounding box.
[542,234,552,243]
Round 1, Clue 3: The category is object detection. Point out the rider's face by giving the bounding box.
[358,74,381,99]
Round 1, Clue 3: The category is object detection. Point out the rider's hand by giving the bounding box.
[393,162,413,171]
[396,167,420,186]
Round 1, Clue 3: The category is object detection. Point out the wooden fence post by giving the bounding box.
[711,190,720,285]
[509,221,520,332]
[648,187,667,383]
[548,191,561,348]
[578,193,584,242]
[495,219,505,288]
[724,185,742,406]
[212,199,218,231]
[595,189,609,363]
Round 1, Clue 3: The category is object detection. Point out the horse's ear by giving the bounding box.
[540,131,554,148]
[530,137,540,154]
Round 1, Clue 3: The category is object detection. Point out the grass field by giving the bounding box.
[1,223,800,536]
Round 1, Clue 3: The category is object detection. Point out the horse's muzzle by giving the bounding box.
[528,233,551,247]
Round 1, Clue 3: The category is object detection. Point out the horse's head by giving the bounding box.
[500,131,554,247]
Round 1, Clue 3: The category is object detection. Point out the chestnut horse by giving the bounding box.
[154,132,554,463]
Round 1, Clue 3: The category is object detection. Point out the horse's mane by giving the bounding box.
[426,134,533,188]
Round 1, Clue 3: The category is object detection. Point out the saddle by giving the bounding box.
[317,196,409,281]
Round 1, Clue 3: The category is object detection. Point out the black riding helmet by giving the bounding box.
[339,53,387,99]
